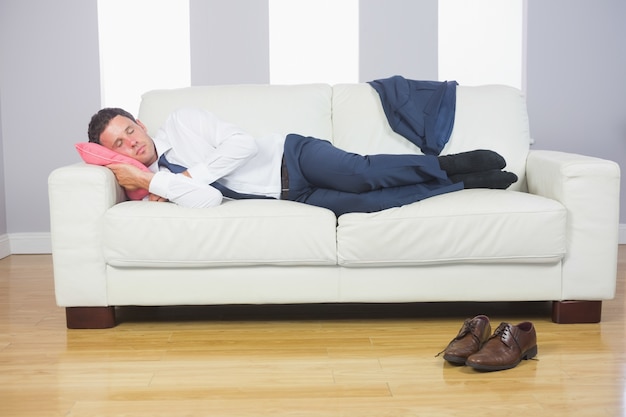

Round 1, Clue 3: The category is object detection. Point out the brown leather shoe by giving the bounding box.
[439,315,491,365]
[466,321,538,371]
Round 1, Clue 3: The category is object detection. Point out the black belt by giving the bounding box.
[281,156,289,200]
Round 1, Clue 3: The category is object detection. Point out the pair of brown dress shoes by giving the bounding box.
[439,315,538,371]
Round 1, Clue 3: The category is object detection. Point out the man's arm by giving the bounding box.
[156,108,259,185]
[107,163,223,208]
[107,163,153,191]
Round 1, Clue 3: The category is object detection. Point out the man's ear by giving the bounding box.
[136,119,148,132]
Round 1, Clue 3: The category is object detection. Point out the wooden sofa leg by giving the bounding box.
[65,307,116,329]
[552,300,602,324]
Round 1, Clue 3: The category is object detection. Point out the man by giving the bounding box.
[88,107,517,216]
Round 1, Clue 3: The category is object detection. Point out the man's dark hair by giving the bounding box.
[88,107,137,144]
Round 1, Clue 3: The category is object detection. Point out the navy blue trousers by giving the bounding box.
[283,134,463,216]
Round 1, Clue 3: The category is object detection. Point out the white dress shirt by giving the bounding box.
[147,107,285,208]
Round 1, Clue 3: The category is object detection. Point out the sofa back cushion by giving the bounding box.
[138,83,531,192]
[138,84,333,141]
[331,84,532,191]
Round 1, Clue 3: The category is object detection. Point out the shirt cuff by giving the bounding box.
[148,171,174,198]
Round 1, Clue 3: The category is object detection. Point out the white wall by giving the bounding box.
[0,0,101,248]
[359,0,438,82]
[190,0,270,85]
[526,0,626,223]
[0,92,6,235]
[98,0,191,116]
[0,0,625,255]
[0,90,7,257]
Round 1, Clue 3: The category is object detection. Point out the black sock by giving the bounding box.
[450,170,518,189]
[438,150,506,176]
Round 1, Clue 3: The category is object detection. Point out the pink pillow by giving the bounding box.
[75,142,150,200]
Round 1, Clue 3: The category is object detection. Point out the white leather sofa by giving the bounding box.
[48,83,620,328]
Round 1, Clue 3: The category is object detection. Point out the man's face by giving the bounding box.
[99,115,158,166]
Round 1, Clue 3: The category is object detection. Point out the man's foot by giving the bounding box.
[438,150,506,176]
[450,170,518,189]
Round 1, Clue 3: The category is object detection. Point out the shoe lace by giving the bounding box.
[491,322,521,351]
[435,318,482,357]
[489,322,539,362]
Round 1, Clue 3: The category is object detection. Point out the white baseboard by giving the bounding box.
[5,232,52,255]
[0,234,10,259]
[620,224,626,245]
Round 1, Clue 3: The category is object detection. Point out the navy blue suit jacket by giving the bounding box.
[368,76,457,155]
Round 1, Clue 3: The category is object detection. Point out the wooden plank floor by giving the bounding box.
[0,248,624,417]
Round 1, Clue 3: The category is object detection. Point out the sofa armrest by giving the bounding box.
[526,150,620,300]
[48,163,127,307]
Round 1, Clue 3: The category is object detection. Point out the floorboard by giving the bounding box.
[0,248,624,416]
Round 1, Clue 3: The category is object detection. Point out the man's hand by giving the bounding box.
[107,163,154,192]
[148,193,168,202]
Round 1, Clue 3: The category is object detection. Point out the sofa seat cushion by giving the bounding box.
[336,189,566,266]
[103,199,337,267]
